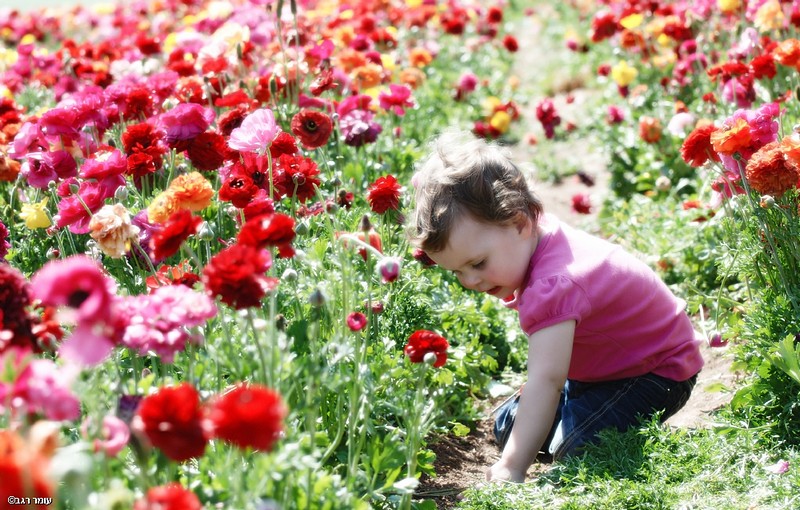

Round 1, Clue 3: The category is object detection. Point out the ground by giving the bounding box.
[415,7,738,508]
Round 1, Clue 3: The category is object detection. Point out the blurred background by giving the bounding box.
[6,0,108,11]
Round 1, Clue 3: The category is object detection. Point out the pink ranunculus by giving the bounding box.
[378,84,415,116]
[157,103,215,144]
[80,148,128,180]
[15,359,81,421]
[228,108,280,153]
[85,415,130,457]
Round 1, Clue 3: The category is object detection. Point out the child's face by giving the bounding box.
[427,214,538,300]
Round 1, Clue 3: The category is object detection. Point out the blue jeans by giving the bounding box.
[493,373,697,460]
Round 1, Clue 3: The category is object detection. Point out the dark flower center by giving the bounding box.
[230,178,245,189]
[67,290,90,308]
[303,119,318,132]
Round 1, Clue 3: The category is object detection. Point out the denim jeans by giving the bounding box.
[493,372,697,460]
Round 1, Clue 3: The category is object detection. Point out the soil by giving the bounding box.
[415,6,738,508]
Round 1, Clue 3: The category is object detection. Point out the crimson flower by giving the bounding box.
[273,154,321,202]
[186,131,227,171]
[202,243,276,309]
[136,383,208,462]
[208,383,286,452]
[219,171,259,208]
[290,109,333,149]
[502,35,519,52]
[133,483,202,510]
[571,193,592,214]
[237,212,296,258]
[367,175,402,214]
[404,330,449,368]
[347,312,368,332]
[150,209,202,260]
[681,123,720,167]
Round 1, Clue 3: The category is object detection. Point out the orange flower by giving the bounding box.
[773,38,800,68]
[681,122,720,167]
[0,149,21,182]
[350,63,383,90]
[710,117,752,155]
[639,116,662,144]
[399,67,426,89]
[409,47,434,68]
[169,171,214,212]
[147,190,180,224]
[780,133,800,168]
[745,141,799,197]
[335,47,367,73]
[0,428,55,501]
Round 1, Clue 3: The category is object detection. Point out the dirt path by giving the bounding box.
[417,6,737,508]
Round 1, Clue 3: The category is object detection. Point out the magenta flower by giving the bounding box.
[79,148,128,180]
[31,255,116,326]
[0,219,9,260]
[228,108,280,153]
[21,150,78,189]
[55,177,124,234]
[339,110,382,147]
[377,257,401,283]
[15,358,81,420]
[347,312,368,332]
[84,415,130,457]
[308,39,334,60]
[378,84,415,116]
[765,459,790,474]
[8,121,47,159]
[38,106,81,139]
[157,103,215,144]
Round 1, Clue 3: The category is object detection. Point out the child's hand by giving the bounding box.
[485,460,525,483]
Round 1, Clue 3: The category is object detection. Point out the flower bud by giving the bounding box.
[114,186,129,201]
[68,182,80,194]
[655,175,671,192]
[295,221,309,236]
[759,195,775,209]
[281,268,297,282]
[423,352,438,365]
[359,214,372,233]
[197,221,214,241]
[308,287,327,307]
[377,257,401,283]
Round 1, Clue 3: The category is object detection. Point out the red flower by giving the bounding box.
[638,116,662,144]
[347,312,368,331]
[750,54,777,80]
[290,109,334,149]
[150,210,202,260]
[186,131,226,171]
[219,171,259,208]
[571,193,592,214]
[0,263,36,354]
[134,483,202,510]
[270,131,300,159]
[208,383,286,451]
[202,243,276,309]
[335,230,383,261]
[145,262,201,292]
[237,212,296,258]
[136,383,208,462]
[367,175,402,214]
[502,34,519,52]
[681,123,720,167]
[745,141,799,197]
[404,330,449,368]
[486,5,503,23]
[0,429,54,502]
[590,12,619,43]
[273,154,321,202]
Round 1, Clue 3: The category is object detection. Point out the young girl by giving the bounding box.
[409,131,703,482]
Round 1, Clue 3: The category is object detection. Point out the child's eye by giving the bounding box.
[471,260,485,270]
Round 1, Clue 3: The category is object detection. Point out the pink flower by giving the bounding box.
[157,103,215,144]
[378,84,415,116]
[21,150,77,189]
[765,459,790,474]
[457,72,479,93]
[15,359,81,421]
[55,177,125,234]
[31,256,116,325]
[87,415,130,457]
[228,108,280,153]
[79,148,128,180]
[708,331,728,348]
[346,312,367,332]
[606,105,625,125]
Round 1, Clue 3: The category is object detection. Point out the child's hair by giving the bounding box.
[409,131,543,253]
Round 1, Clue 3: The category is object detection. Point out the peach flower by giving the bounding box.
[89,203,140,258]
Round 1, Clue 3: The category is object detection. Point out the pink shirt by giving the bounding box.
[503,214,704,382]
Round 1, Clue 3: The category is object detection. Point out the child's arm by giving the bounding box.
[486,320,575,482]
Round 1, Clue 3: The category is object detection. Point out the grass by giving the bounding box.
[456,420,799,509]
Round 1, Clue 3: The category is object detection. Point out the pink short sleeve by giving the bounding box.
[517,275,592,335]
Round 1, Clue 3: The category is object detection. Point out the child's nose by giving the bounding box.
[460,272,481,290]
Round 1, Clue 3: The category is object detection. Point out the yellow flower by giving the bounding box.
[611,61,638,87]
[620,13,644,29]
[717,0,741,14]
[482,96,502,117]
[19,199,51,229]
[490,111,512,134]
[147,191,180,224]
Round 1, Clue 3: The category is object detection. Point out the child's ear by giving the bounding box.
[514,212,534,235]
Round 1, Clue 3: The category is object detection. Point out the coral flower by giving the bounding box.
[711,117,752,155]
[202,243,277,309]
[133,483,202,510]
[367,174,402,214]
[135,383,208,462]
[639,116,662,144]
[147,190,180,224]
[88,203,140,259]
[290,109,333,149]
[745,141,799,197]
[208,383,286,452]
[151,209,202,260]
[773,38,800,67]
[228,108,279,153]
[681,123,720,167]
[404,330,449,368]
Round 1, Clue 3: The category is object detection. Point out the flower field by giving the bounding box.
[2,0,800,508]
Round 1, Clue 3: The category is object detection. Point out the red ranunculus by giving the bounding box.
[404,330,449,368]
[291,109,334,149]
[202,243,276,309]
[273,154,321,203]
[681,123,720,167]
[186,131,226,171]
[133,483,202,510]
[218,172,259,208]
[237,212,296,258]
[208,383,286,451]
[136,383,208,462]
[367,174,401,214]
[150,209,202,260]
[270,131,300,158]
[502,34,519,52]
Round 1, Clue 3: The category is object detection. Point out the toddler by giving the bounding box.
[409,131,703,482]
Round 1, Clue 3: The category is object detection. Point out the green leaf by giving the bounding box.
[769,334,800,386]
